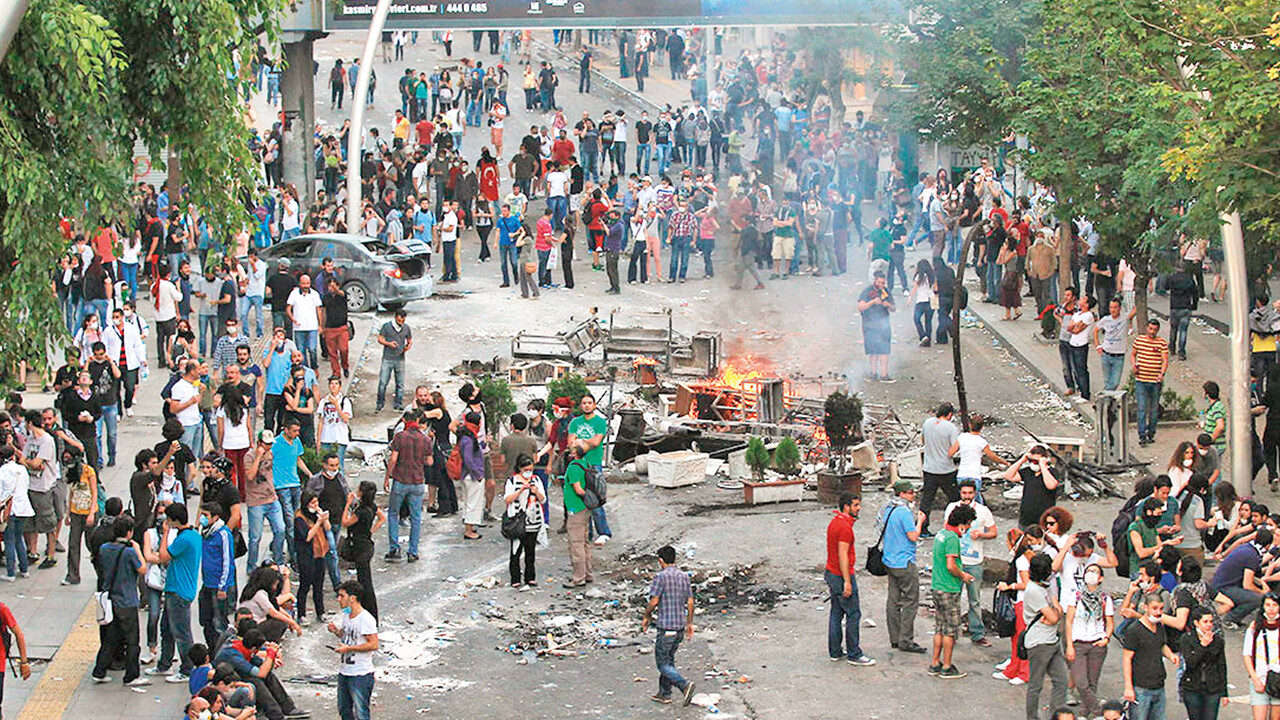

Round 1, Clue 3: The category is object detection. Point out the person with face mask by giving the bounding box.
[306,453,349,591]
[1128,496,1184,580]
[1179,604,1227,720]
[294,491,331,625]
[1022,553,1069,720]
[1122,591,1178,718]
[60,445,97,586]
[1063,563,1114,718]
[140,500,171,665]
[196,500,235,650]
[995,526,1046,685]
[503,455,545,588]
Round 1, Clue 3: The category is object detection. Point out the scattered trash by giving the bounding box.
[691,692,722,708]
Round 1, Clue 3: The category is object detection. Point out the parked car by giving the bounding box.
[257,233,434,312]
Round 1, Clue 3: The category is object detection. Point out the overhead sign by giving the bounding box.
[326,0,903,30]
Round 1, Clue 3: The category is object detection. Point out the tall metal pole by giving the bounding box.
[0,0,33,61]
[346,0,394,232]
[1222,210,1252,493]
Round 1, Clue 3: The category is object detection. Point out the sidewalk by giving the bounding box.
[8,313,379,720]
[1145,277,1279,333]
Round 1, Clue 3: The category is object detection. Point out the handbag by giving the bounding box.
[1016,610,1044,660]
[991,588,1017,638]
[338,532,360,562]
[1259,627,1280,698]
[501,508,527,540]
[94,546,127,626]
[865,506,899,577]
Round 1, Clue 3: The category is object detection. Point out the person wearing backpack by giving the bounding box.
[562,442,593,588]
[568,393,611,545]
[91,516,149,686]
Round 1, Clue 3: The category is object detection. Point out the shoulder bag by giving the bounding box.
[94,546,127,626]
[1016,610,1044,660]
[865,506,898,577]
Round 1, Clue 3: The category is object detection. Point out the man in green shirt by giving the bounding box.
[562,443,593,588]
[1200,381,1227,452]
[929,504,976,680]
[568,394,611,544]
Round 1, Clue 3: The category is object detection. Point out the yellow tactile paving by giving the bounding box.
[16,600,98,720]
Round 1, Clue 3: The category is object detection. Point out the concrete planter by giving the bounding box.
[743,478,805,505]
[647,450,709,488]
[815,472,862,505]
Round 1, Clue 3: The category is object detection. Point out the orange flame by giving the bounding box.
[706,355,772,390]
[632,356,660,367]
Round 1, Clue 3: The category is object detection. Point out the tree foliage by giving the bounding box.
[0,0,287,374]
[744,436,770,481]
[790,27,892,131]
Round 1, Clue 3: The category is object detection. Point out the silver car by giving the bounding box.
[258,233,434,312]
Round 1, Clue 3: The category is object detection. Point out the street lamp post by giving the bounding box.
[345,0,395,232]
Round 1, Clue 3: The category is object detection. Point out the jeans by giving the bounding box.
[1182,690,1222,720]
[66,513,89,583]
[1170,307,1192,356]
[937,305,952,344]
[275,485,302,563]
[887,252,907,291]
[986,261,1003,302]
[655,143,672,174]
[548,196,568,232]
[628,243,649,283]
[198,313,218,356]
[537,248,551,286]
[961,563,985,640]
[271,309,292,336]
[1025,643,1068,720]
[442,241,458,280]
[240,295,265,337]
[96,404,118,465]
[824,570,863,659]
[1059,341,1078,394]
[81,298,108,328]
[198,587,232,649]
[1068,640,1108,717]
[1220,584,1263,624]
[508,531,537,584]
[247,501,287,569]
[499,244,520,286]
[119,262,138,300]
[297,556,326,620]
[4,517,27,576]
[377,357,405,409]
[1132,687,1166,720]
[337,672,375,720]
[696,238,715,277]
[581,152,599,182]
[589,504,612,539]
[157,592,194,675]
[387,481,424,555]
[145,587,162,648]
[611,141,627,174]
[668,235,692,281]
[1135,380,1162,441]
[654,630,689,698]
[294,329,318,368]
[637,143,651,174]
[1069,343,1091,400]
[885,564,919,646]
[913,302,934,341]
[1101,352,1125,391]
[181,422,203,458]
[324,526,341,589]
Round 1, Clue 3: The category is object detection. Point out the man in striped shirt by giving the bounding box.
[1131,319,1169,445]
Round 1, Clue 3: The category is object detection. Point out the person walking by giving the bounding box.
[328,580,379,720]
[1122,592,1177,720]
[642,545,697,706]
[150,503,200,683]
[195,501,235,649]
[1132,319,1170,445]
[929,504,976,679]
[880,479,927,654]
[858,271,897,382]
[1062,562,1114,718]
[825,493,874,666]
[562,442,593,587]
[61,446,98,586]
[503,455,545,588]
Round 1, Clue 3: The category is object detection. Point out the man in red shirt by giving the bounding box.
[0,601,31,707]
[826,493,875,666]
[415,117,435,148]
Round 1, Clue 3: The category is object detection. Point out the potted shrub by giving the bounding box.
[817,391,865,504]
[742,436,805,505]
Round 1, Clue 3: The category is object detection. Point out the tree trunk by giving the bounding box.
[166,148,182,194]
[1134,270,1149,330]
[826,66,846,132]
[952,232,974,431]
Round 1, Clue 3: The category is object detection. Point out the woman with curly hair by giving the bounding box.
[1039,506,1075,549]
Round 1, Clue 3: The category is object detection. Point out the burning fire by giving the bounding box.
[811,425,830,447]
[633,356,660,367]
[707,355,772,390]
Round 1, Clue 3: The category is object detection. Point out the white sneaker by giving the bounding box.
[593,535,610,546]
[126,677,153,687]
[139,650,156,665]
[994,659,1011,671]
[92,675,112,684]
[992,671,1008,680]
[144,667,165,676]
[0,575,14,582]
[125,408,135,418]
[164,673,189,684]
[1008,677,1026,686]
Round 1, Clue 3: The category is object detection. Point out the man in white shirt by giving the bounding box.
[103,307,147,418]
[286,275,324,368]
[328,580,379,720]
[545,164,570,232]
[154,264,183,370]
[242,248,268,338]
[168,360,205,455]
[439,203,460,282]
[944,480,998,647]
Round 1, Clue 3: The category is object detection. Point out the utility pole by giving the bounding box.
[1222,211,1252,493]
[0,0,31,61]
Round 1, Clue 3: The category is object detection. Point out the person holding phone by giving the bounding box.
[503,455,545,589]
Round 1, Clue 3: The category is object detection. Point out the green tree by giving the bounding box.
[790,27,891,131]
[894,0,1043,146]
[0,0,287,376]
[774,437,801,476]
[744,436,770,481]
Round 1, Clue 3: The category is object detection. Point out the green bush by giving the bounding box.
[1122,373,1197,421]
[745,436,770,481]
[300,447,323,474]
[546,373,590,409]
[476,375,517,432]
[775,437,802,476]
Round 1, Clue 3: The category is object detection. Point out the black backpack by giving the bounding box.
[1111,500,1139,578]
[572,460,607,509]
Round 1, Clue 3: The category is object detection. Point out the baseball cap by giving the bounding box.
[258,429,275,444]
[892,480,914,493]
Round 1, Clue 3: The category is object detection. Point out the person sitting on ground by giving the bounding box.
[1211,526,1272,628]
[212,620,308,720]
